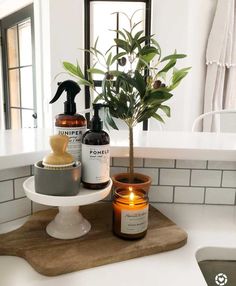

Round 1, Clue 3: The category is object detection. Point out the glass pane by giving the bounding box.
[22,109,35,128]
[20,66,33,108]
[10,108,21,129]
[18,19,32,66]
[9,69,20,107]
[90,2,145,80]
[7,25,19,68]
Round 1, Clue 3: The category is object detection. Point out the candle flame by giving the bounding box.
[128,186,133,192]
[130,192,135,201]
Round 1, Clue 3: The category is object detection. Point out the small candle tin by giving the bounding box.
[112,188,149,240]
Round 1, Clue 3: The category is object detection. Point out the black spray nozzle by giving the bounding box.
[91,103,108,131]
[49,80,81,115]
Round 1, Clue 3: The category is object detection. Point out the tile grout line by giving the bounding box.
[203,187,206,204]
[13,179,16,200]
[189,169,192,186]
[173,186,176,203]
[220,170,223,187]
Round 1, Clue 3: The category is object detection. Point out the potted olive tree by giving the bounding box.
[63,12,189,190]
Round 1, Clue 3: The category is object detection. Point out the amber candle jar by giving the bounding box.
[112,188,149,240]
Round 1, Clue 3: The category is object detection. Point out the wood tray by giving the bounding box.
[0,203,187,276]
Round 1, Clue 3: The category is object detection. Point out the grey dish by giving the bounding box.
[34,161,81,196]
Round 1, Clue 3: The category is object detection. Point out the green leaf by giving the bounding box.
[87,68,105,75]
[158,59,176,74]
[131,21,143,33]
[137,106,159,122]
[106,52,113,66]
[123,29,133,43]
[159,105,171,117]
[145,90,173,105]
[139,46,159,56]
[161,54,186,62]
[114,38,130,53]
[152,113,165,123]
[168,67,191,90]
[151,38,161,52]
[134,70,146,97]
[133,30,143,41]
[77,78,93,86]
[63,62,83,78]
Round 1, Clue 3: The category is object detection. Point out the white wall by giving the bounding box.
[44,0,85,128]
[150,0,217,131]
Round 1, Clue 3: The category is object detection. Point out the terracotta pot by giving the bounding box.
[112,172,152,192]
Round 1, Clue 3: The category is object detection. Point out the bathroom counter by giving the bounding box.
[1,203,236,286]
[1,128,236,170]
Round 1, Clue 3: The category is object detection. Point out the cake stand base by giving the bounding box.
[23,176,112,240]
[46,206,91,239]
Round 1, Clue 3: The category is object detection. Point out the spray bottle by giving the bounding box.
[50,80,87,161]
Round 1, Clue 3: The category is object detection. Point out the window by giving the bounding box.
[1,4,36,129]
[84,0,151,129]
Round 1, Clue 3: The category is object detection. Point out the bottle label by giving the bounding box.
[121,206,149,234]
[55,126,87,161]
[82,144,110,184]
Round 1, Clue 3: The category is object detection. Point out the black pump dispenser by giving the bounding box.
[50,80,81,115]
[91,103,104,131]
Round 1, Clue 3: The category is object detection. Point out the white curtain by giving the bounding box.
[203,0,236,131]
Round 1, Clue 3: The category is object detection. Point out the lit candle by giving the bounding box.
[112,187,149,240]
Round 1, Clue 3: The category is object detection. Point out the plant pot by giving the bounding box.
[112,172,152,192]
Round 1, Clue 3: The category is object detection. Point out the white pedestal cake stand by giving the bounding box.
[23,177,112,240]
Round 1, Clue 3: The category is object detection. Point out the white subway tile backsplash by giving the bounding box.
[191,170,221,187]
[176,160,207,169]
[222,171,236,187]
[205,188,236,205]
[32,202,52,213]
[1,159,236,224]
[149,186,173,203]
[134,168,158,185]
[113,157,143,167]
[208,161,236,170]
[0,198,31,223]
[0,181,13,202]
[110,167,128,177]
[0,166,30,181]
[160,169,190,186]
[31,165,35,175]
[174,187,204,204]
[14,177,30,198]
[144,159,175,168]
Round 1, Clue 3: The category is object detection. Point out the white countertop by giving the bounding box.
[1,128,236,169]
[1,203,236,286]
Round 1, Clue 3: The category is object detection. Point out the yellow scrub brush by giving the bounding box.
[42,135,75,170]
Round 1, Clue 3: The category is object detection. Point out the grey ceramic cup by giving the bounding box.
[34,161,81,196]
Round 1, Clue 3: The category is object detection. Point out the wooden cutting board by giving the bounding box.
[0,203,187,276]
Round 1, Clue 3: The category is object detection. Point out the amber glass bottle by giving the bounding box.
[82,104,110,190]
[50,80,87,161]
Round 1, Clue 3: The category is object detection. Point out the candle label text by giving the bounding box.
[121,206,149,234]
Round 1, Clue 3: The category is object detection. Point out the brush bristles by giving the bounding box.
[42,162,75,170]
